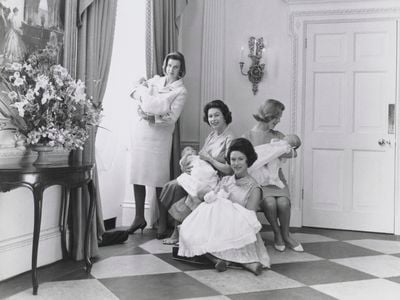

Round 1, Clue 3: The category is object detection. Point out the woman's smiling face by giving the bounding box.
[208,107,226,132]
[230,150,248,178]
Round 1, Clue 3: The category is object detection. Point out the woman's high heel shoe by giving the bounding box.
[127,221,147,234]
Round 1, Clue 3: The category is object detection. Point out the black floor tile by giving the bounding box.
[272,260,375,285]
[230,286,336,300]
[303,241,382,259]
[100,272,220,300]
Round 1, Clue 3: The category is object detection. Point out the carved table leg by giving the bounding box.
[32,186,44,295]
[60,186,70,259]
[85,180,97,273]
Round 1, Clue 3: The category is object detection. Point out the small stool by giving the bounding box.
[172,246,212,265]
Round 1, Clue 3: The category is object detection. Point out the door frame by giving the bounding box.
[288,6,400,234]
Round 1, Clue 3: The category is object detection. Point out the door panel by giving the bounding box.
[303,21,396,233]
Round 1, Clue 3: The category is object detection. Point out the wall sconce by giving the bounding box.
[239,37,265,95]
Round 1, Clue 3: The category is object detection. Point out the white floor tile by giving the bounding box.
[6,279,118,300]
[179,296,231,300]
[345,239,400,254]
[139,238,175,254]
[312,278,400,300]
[186,269,303,295]
[91,254,180,279]
[332,255,400,278]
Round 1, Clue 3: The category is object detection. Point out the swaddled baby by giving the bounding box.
[176,146,219,197]
[130,75,179,116]
[249,134,301,188]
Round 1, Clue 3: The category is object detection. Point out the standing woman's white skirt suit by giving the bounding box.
[130,75,187,187]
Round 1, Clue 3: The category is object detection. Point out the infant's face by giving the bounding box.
[284,135,301,149]
[182,147,197,156]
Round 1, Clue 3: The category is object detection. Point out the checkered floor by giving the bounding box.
[2,227,400,300]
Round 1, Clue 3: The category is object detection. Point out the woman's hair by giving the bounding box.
[253,99,285,123]
[162,51,186,78]
[203,99,232,125]
[226,138,258,167]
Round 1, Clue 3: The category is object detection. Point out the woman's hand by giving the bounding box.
[280,149,297,159]
[199,150,214,164]
[199,186,214,201]
[138,77,148,87]
[137,106,155,124]
[181,159,193,174]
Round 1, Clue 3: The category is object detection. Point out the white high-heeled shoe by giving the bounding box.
[274,244,286,252]
[290,244,304,252]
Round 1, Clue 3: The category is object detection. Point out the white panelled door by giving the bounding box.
[303,21,397,233]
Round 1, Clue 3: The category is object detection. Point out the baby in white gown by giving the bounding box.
[176,146,219,197]
[249,134,301,188]
[130,75,178,115]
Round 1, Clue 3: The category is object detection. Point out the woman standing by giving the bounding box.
[158,100,234,242]
[128,52,187,234]
[243,99,303,252]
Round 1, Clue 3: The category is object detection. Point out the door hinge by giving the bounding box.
[304,38,307,49]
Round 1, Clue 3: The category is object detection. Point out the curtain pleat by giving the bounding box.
[70,0,118,260]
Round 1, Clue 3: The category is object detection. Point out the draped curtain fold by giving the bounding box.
[146,0,187,180]
[70,0,118,260]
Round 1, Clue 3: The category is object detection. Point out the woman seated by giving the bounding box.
[178,138,270,276]
[243,99,303,252]
[157,100,234,243]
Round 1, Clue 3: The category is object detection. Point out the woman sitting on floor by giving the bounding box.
[178,138,270,276]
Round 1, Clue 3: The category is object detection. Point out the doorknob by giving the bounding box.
[378,138,391,146]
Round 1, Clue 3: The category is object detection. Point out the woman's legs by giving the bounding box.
[162,221,180,245]
[205,254,229,272]
[276,196,302,250]
[157,180,187,237]
[262,196,284,247]
[128,184,147,233]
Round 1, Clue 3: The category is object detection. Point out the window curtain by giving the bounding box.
[69,0,118,260]
[146,0,187,180]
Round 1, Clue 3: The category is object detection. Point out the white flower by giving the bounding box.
[41,90,50,104]
[26,89,35,101]
[23,63,33,72]
[34,74,49,92]
[10,62,22,71]
[8,91,18,99]
[13,77,24,87]
[10,101,27,117]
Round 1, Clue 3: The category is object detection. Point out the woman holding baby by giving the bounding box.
[243,99,303,252]
[157,99,234,242]
[128,51,187,234]
[178,138,270,275]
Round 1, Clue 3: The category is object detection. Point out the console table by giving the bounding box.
[0,163,96,295]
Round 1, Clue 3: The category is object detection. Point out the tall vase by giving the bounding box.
[31,144,54,166]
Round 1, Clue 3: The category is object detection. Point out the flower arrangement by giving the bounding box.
[0,45,102,150]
